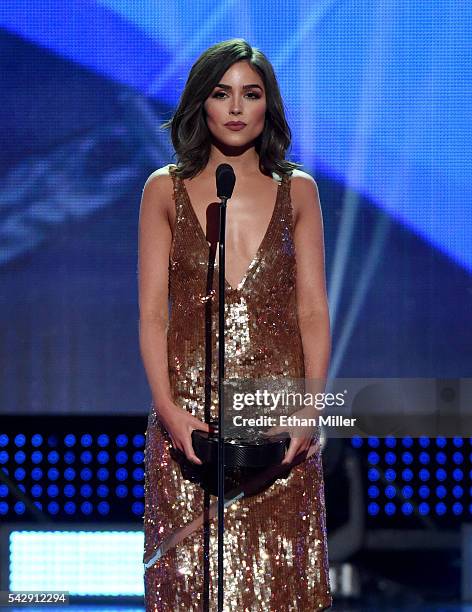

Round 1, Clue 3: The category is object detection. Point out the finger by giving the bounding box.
[299,438,311,452]
[283,439,309,464]
[192,419,211,432]
[281,439,299,465]
[167,433,177,449]
[183,435,203,465]
[295,444,311,461]
[174,440,184,454]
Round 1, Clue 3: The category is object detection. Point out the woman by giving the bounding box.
[139,38,332,611]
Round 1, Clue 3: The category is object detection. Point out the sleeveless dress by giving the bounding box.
[143,164,332,611]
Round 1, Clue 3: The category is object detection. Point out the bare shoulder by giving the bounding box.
[290,168,318,190]
[289,169,320,223]
[140,164,176,217]
[142,163,175,194]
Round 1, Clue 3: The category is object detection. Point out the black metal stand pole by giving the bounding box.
[217,197,228,612]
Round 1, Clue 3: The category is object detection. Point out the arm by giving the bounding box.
[292,173,331,381]
[280,172,331,464]
[138,169,175,411]
[138,169,208,463]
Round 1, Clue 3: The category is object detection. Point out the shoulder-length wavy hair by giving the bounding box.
[160,38,302,179]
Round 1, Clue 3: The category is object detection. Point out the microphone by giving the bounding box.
[216,163,235,199]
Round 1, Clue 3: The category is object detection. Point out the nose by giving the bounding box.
[230,96,242,115]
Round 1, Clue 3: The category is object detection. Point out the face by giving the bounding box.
[203,60,266,149]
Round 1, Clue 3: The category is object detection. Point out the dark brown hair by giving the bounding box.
[160,38,302,179]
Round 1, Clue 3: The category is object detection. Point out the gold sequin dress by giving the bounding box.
[143,164,332,611]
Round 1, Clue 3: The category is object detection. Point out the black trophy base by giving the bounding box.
[191,422,289,468]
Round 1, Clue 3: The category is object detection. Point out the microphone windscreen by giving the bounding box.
[216,163,236,199]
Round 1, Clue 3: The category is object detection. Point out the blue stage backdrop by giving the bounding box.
[0,1,470,414]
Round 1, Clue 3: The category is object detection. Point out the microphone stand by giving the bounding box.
[217,195,228,612]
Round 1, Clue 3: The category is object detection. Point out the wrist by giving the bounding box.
[152,398,178,417]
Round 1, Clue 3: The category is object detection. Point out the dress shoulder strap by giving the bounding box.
[168,164,185,216]
[277,170,295,234]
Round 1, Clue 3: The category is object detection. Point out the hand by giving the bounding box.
[154,402,210,465]
[261,405,318,465]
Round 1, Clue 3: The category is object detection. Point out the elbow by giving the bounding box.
[297,304,330,325]
[297,307,331,339]
[139,311,169,330]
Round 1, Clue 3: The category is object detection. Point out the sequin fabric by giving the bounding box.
[143,164,333,611]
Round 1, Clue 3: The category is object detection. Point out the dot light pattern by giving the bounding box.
[352,436,470,523]
[0,422,146,521]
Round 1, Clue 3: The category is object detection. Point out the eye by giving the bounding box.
[212,91,261,99]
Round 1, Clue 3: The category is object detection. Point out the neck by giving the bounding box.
[206,139,260,175]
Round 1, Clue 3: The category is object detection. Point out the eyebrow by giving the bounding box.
[214,83,263,90]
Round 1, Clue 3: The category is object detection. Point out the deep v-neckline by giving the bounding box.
[178,170,283,292]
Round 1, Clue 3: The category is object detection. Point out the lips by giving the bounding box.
[225,122,246,131]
